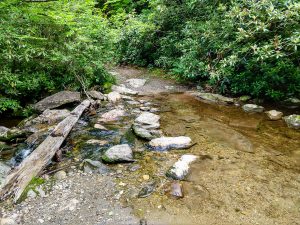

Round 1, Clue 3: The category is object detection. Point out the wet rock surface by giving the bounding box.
[242,104,264,113]
[266,110,283,120]
[102,144,134,163]
[148,136,192,151]
[283,114,300,129]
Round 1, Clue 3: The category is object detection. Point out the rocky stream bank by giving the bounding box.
[0,67,300,225]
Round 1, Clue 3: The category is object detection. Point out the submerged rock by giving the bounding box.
[166,154,198,180]
[149,136,192,151]
[99,109,126,122]
[102,144,133,163]
[135,112,160,128]
[170,182,184,198]
[112,85,138,95]
[190,92,234,104]
[132,124,161,141]
[34,91,81,112]
[87,90,105,100]
[126,79,146,88]
[138,181,156,198]
[107,91,121,103]
[242,104,264,113]
[266,110,283,120]
[283,114,300,129]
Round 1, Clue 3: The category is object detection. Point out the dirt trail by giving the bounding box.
[1,66,300,225]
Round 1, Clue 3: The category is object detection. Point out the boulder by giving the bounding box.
[166,154,198,180]
[34,91,81,112]
[266,110,283,120]
[102,144,133,163]
[190,92,234,104]
[242,104,264,113]
[135,112,160,128]
[87,90,105,100]
[283,114,300,129]
[99,109,126,122]
[0,126,9,139]
[107,91,121,103]
[132,124,161,141]
[26,109,71,127]
[112,85,138,95]
[126,79,146,88]
[148,136,192,151]
[0,127,28,142]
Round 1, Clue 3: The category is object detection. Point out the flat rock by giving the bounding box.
[102,144,133,163]
[149,136,192,151]
[190,92,234,104]
[132,124,161,140]
[34,91,81,112]
[283,114,300,129]
[135,112,160,128]
[26,109,71,127]
[266,110,283,120]
[99,109,125,122]
[94,124,108,130]
[107,92,121,103]
[126,79,146,88]
[87,91,105,100]
[170,182,184,198]
[166,154,198,180]
[112,85,138,95]
[86,139,108,145]
[242,104,264,113]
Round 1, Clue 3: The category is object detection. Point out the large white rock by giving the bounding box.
[102,144,133,163]
[149,136,192,151]
[166,154,198,180]
[283,114,300,129]
[266,110,283,120]
[99,109,125,122]
[242,104,264,113]
[112,85,138,95]
[126,79,146,88]
[135,112,160,128]
[107,91,121,103]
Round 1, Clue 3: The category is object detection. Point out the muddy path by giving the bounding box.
[1,66,300,225]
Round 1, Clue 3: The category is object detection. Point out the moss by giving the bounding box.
[18,177,45,203]
[101,154,114,163]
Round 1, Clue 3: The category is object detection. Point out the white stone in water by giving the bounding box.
[167,154,198,180]
[94,124,108,130]
[135,112,160,127]
[112,85,138,95]
[107,91,121,103]
[102,144,133,163]
[100,109,125,122]
[242,104,264,113]
[266,110,283,120]
[283,114,300,129]
[149,136,192,151]
[126,79,146,88]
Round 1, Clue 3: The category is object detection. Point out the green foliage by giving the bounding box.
[116,0,300,100]
[0,0,114,114]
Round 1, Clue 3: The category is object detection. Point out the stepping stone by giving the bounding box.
[283,114,300,129]
[102,144,134,163]
[99,109,125,122]
[266,110,283,120]
[107,91,121,103]
[148,136,192,151]
[135,112,160,127]
[242,104,264,113]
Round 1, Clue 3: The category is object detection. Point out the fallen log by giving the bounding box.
[0,100,90,202]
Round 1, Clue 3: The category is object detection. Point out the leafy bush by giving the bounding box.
[116,0,300,100]
[0,0,114,114]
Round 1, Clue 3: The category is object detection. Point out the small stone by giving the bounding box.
[166,154,198,180]
[170,182,184,198]
[149,136,192,151]
[102,144,134,163]
[107,91,121,103]
[242,104,264,113]
[86,139,108,145]
[266,110,283,120]
[37,219,44,224]
[54,170,67,180]
[143,175,150,180]
[283,114,300,129]
[94,124,108,130]
[27,189,37,199]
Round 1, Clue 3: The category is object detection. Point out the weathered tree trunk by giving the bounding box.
[0,100,90,202]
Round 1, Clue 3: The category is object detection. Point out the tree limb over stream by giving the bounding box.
[0,100,90,202]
